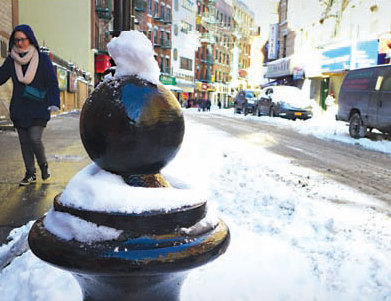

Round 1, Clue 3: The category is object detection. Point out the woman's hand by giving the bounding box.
[48,105,59,112]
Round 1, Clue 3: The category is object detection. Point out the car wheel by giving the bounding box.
[256,106,261,117]
[269,108,275,117]
[349,113,367,139]
[243,105,248,116]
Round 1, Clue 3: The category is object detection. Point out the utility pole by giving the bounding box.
[113,0,134,37]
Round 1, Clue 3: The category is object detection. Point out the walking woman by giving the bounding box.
[0,24,60,186]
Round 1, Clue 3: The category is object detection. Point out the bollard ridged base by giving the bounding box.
[28,200,230,301]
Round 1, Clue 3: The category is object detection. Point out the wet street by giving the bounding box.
[0,112,90,245]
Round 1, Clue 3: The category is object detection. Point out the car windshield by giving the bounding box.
[245,91,255,98]
[273,87,312,107]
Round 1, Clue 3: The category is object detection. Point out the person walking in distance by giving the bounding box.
[0,24,60,186]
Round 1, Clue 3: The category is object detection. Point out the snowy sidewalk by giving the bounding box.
[0,115,390,301]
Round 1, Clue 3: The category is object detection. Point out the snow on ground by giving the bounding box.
[207,105,391,155]
[0,111,390,300]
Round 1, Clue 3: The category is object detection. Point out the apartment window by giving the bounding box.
[160,55,164,72]
[283,34,287,57]
[160,29,164,45]
[153,28,158,44]
[154,0,158,16]
[148,0,152,14]
[160,3,165,19]
[165,57,170,73]
[166,7,171,21]
[166,32,170,46]
[180,57,193,71]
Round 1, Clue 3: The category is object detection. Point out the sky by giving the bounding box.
[243,0,279,35]
[0,106,390,300]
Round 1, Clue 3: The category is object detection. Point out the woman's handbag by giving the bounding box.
[23,85,46,102]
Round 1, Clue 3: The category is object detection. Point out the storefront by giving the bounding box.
[176,79,195,107]
[264,56,305,87]
[194,82,215,107]
[319,39,379,109]
[159,74,185,104]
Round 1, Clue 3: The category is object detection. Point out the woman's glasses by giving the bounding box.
[14,38,29,44]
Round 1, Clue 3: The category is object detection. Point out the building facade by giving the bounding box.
[171,0,197,103]
[230,0,254,94]
[264,0,391,109]
[0,0,17,120]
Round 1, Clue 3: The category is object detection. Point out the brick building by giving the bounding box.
[0,0,18,120]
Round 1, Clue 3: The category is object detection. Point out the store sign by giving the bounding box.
[238,69,247,78]
[265,57,291,78]
[159,74,176,85]
[293,67,304,80]
[57,67,68,91]
[268,24,279,60]
[321,40,378,72]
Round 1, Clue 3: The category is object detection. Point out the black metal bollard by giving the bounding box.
[28,76,230,301]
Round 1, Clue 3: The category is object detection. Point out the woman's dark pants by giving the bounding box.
[17,126,47,175]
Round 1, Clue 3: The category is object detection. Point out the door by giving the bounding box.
[320,78,329,110]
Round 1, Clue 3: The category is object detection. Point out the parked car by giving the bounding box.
[234,90,258,114]
[254,86,313,120]
[336,65,391,139]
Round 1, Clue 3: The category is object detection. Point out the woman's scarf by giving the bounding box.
[10,44,39,85]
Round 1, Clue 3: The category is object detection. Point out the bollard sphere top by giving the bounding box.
[80,76,184,176]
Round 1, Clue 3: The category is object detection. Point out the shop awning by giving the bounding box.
[165,85,183,92]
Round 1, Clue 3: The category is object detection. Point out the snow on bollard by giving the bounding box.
[28,31,230,301]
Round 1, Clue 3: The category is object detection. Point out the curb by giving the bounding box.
[0,123,15,131]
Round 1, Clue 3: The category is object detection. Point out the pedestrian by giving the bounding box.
[325,90,335,109]
[218,99,222,109]
[206,99,211,111]
[0,24,60,186]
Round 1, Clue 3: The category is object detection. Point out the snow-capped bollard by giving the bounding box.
[28,31,229,301]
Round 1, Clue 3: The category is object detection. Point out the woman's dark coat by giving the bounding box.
[0,24,60,128]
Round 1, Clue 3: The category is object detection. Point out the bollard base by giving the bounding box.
[75,272,186,301]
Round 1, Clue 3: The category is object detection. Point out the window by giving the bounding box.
[160,3,165,19]
[344,70,375,91]
[180,21,192,33]
[180,57,193,71]
[160,55,164,72]
[154,0,158,17]
[148,0,152,15]
[153,28,158,44]
[165,57,170,73]
[160,29,164,45]
[166,7,171,22]
[282,34,287,58]
[381,76,391,91]
[166,32,170,46]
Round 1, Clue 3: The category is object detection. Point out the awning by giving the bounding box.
[164,85,183,92]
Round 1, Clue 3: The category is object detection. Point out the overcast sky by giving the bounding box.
[242,0,279,38]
